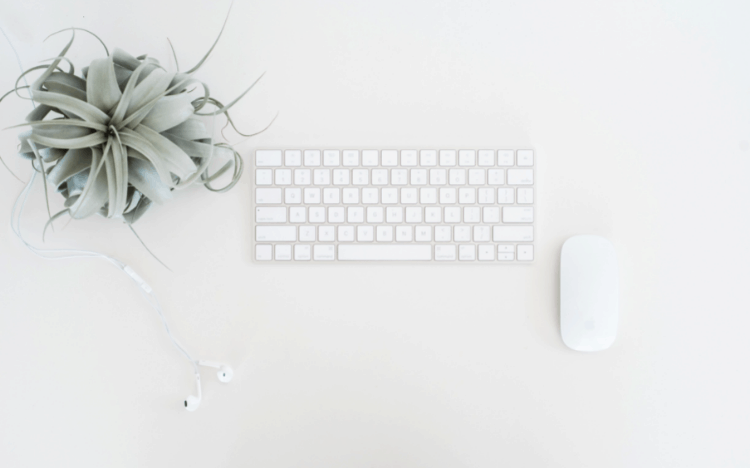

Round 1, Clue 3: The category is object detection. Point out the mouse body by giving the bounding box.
[560,235,619,351]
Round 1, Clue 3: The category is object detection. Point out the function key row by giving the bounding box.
[256,149,534,168]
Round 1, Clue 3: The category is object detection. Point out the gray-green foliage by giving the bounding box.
[2,24,263,227]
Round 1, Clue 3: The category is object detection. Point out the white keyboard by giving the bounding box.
[252,149,535,262]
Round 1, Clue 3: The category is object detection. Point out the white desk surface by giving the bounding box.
[2,1,749,466]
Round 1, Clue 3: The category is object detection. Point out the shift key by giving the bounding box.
[256,226,296,241]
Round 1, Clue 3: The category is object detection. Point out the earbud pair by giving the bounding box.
[184,361,233,411]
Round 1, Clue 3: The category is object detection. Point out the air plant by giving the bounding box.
[1,20,268,232]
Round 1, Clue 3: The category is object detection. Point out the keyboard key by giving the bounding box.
[497,188,515,204]
[362,188,378,204]
[367,207,384,223]
[304,150,321,166]
[455,226,471,241]
[314,244,335,260]
[333,169,350,185]
[468,169,485,185]
[294,244,311,260]
[352,169,369,185]
[503,207,534,223]
[339,244,430,261]
[478,188,494,204]
[435,245,456,260]
[459,245,476,261]
[391,169,408,185]
[348,207,364,223]
[290,207,306,222]
[464,207,480,223]
[439,150,456,166]
[256,207,286,223]
[328,207,345,223]
[256,226,296,242]
[323,188,340,204]
[401,188,417,204]
[338,226,355,241]
[435,226,451,241]
[444,207,461,223]
[430,169,447,185]
[275,244,292,261]
[449,169,466,185]
[493,226,534,242]
[343,150,359,166]
[357,225,374,241]
[275,169,292,185]
[362,150,379,166]
[415,226,431,241]
[256,150,281,166]
[483,207,500,223]
[386,207,403,223]
[405,207,422,223]
[343,188,359,203]
[294,169,311,185]
[518,188,534,204]
[300,226,316,241]
[396,226,412,242]
[473,226,490,242]
[459,150,476,166]
[425,207,441,223]
[382,150,398,166]
[256,169,273,185]
[517,150,534,166]
[377,226,394,242]
[401,150,417,166]
[439,188,457,204]
[382,188,399,204]
[488,169,504,185]
[517,245,534,261]
[478,150,494,167]
[478,244,494,261]
[497,150,514,166]
[256,188,281,204]
[285,188,302,204]
[458,188,476,204]
[314,169,330,185]
[507,169,533,185]
[304,188,321,204]
[420,150,437,166]
[319,226,335,241]
[323,150,340,166]
[256,244,272,260]
[410,169,427,185]
[498,251,515,261]
[420,187,437,204]
[285,150,301,166]
[372,169,388,185]
[309,207,326,222]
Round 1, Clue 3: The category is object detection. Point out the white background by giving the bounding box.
[1,1,749,466]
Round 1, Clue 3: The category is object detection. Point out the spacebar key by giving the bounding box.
[338,245,432,261]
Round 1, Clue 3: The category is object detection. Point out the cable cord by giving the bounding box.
[2,24,210,395]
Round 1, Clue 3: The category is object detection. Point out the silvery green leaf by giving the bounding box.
[31,89,108,124]
[162,117,210,140]
[139,93,194,133]
[133,124,196,179]
[68,147,109,219]
[44,72,87,100]
[128,158,172,204]
[28,131,106,150]
[47,148,91,187]
[86,55,122,112]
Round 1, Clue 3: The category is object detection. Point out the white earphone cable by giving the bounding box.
[3,25,206,395]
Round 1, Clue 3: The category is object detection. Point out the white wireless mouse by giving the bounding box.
[560,235,619,352]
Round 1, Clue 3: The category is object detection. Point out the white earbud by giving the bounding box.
[198,360,234,383]
[184,374,202,412]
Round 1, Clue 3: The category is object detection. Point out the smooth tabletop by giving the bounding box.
[1,1,749,467]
